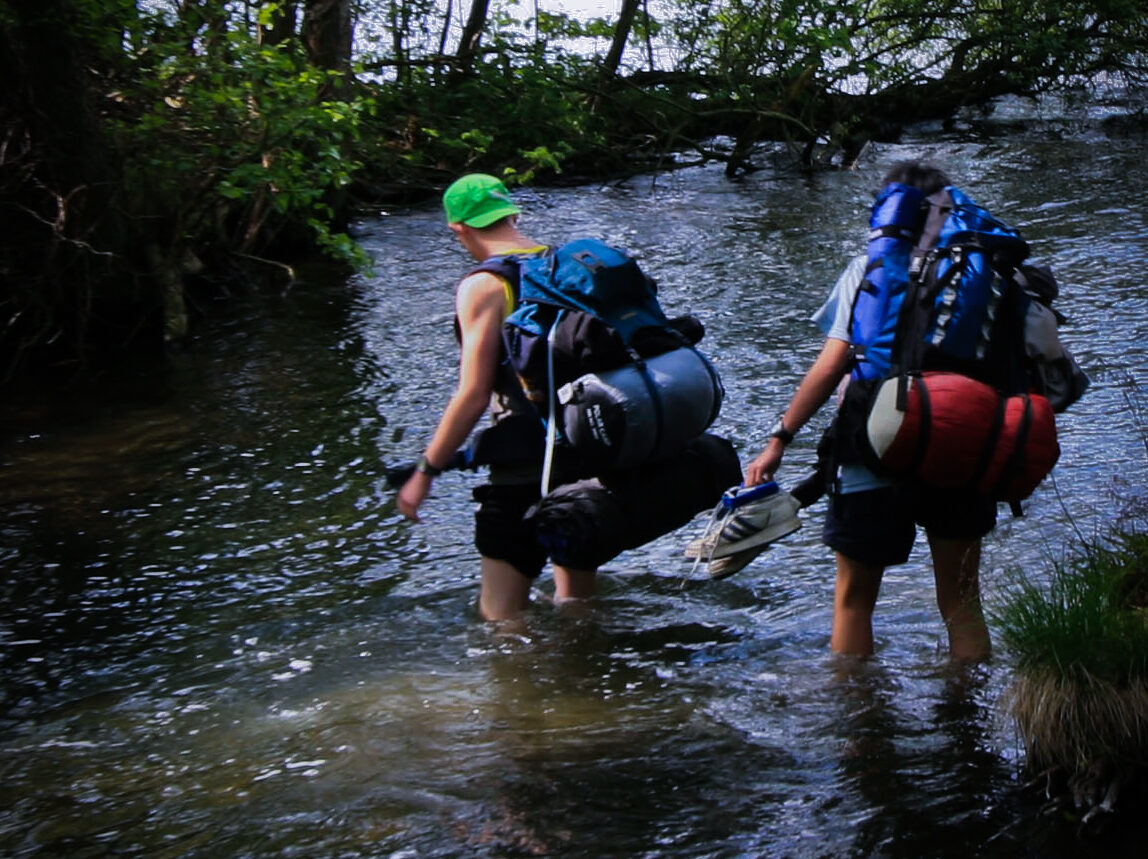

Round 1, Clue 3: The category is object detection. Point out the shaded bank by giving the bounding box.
[3,1,1147,389]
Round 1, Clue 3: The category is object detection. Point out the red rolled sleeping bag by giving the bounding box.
[865,372,1060,502]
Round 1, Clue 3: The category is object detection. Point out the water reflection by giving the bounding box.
[3,109,1148,856]
[818,660,1014,857]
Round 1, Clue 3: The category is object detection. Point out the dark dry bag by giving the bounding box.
[556,345,723,473]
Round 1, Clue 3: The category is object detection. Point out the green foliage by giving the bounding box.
[356,28,599,182]
[669,0,1146,101]
[4,0,1144,382]
[535,11,597,40]
[112,15,366,266]
[504,145,570,185]
[995,525,1148,687]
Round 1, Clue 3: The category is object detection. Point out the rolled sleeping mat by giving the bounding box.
[852,183,925,379]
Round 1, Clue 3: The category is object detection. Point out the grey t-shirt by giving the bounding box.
[811,255,893,494]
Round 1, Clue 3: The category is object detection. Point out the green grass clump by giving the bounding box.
[997,526,1148,777]
[998,528,1148,685]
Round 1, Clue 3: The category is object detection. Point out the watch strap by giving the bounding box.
[415,455,443,477]
[770,418,794,445]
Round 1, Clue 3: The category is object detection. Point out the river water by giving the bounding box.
[2,99,1147,857]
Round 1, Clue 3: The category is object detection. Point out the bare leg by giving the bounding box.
[552,565,597,605]
[478,557,533,621]
[831,552,885,656]
[928,534,990,661]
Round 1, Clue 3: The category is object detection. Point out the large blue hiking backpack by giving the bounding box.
[843,182,1088,510]
[850,183,1031,388]
[476,238,724,483]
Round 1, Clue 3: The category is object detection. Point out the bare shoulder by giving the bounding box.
[455,270,509,334]
[456,270,506,308]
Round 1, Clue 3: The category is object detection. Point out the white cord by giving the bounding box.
[540,311,563,496]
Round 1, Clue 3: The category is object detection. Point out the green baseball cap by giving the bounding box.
[443,174,522,227]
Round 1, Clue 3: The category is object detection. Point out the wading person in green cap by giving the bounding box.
[397,174,598,621]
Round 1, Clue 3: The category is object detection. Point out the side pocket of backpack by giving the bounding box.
[502,302,558,405]
[834,377,885,474]
[1023,298,1091,413]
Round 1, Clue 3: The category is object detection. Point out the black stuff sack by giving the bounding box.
[525,433,742,570]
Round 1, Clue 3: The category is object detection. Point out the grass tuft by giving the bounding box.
[997,528,1148,684]
[996,524,1148,776]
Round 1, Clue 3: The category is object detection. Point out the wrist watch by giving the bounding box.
[415,455,443,477]
[769,416,794,446]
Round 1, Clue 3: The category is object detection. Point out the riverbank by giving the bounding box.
[997,517,1148,826]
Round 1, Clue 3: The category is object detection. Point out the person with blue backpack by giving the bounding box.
[398,174,737,620]
[396,174,590,621]
[743,160,1074,661]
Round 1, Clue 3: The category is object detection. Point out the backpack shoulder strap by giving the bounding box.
[466,246,550,315]
[468,258,519,318]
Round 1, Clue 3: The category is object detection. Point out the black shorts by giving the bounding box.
[473,482,547,579]
[823,485,997,568]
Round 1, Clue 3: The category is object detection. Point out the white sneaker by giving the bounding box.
[705,543,771,580]
[684,482,802,562]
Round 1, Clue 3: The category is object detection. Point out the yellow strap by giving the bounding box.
[503,282,514,318]
[492,245,549,318]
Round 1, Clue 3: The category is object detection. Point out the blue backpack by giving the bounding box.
[850,183,1031,388]
[842,183,1087,515]
[476,238,724,479]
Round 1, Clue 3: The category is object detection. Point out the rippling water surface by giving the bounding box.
[3,104,1148,857]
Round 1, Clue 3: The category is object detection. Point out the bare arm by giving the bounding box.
[744,337,853,486]
[397,272,508,521]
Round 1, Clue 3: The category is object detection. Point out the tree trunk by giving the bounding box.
[436,0,453,84]
[302,0,353,76]
[453,0,491,78]
[0,0,163,382]
[641,0,654,72]
[2,0,121,235]
[601,0,641,81]
[388,0,411,88]
[259,0,298,46]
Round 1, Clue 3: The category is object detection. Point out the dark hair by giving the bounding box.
[882,161,950,195]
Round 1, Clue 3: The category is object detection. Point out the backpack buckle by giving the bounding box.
[909,247,936,280]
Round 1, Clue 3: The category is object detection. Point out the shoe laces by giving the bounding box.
[683,482,781,583]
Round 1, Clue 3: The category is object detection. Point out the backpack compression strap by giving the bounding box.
[892,242,969,409]
[468,246,551,313]
[991,394,1036,517]
[887,193,957,410]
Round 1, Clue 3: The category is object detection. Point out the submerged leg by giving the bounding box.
[831,552,885,656]
[928,534,990,661]
[478,557,533,621]
[552,566,596,604]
